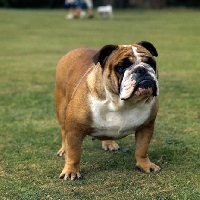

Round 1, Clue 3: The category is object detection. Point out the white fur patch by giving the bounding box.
[89,95,155,139]
[132,46,142,63]
[119,68,136,100]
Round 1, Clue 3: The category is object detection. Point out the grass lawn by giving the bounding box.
[0,8,200,199]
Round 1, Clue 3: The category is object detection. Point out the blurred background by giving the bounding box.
[0,0,199,9]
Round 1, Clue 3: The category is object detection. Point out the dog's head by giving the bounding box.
[93,41,159,100]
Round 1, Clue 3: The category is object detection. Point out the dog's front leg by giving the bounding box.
[135,121,160,173]
[59,131,84,180]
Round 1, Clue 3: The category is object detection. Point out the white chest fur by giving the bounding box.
[89,95,155,139]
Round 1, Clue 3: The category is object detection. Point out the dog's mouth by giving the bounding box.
[133,79,157,97]
[120,76,158,100]
[119,63,158,100]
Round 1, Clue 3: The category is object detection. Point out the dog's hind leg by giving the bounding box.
[57,128,66,157]
[102,140,120,151]
[55,85,67,157]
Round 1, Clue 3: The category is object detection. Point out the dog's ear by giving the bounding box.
[93,45,118,66]
[137,41,158,57]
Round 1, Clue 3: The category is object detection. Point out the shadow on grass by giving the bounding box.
[74,135,198,179]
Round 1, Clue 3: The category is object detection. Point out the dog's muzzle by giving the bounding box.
[120,63,158,100]
[133,66,157,96]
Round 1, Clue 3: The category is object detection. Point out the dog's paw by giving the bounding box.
[136,160,161,173]
[59,169,82,181]
[102,140,120,151]
[57,147,65,157]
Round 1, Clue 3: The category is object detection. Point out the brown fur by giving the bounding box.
[55,43,160,180]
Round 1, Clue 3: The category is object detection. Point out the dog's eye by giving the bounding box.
[115,63,126,74]
[115,59,133,74]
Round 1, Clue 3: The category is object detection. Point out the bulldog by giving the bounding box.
[55,41,160,180]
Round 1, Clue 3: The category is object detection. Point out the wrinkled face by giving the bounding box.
[97,43,159,100]
[93,41,159,100]
[118,45,158,100]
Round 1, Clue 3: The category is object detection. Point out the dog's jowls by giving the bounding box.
[55,41,160,180]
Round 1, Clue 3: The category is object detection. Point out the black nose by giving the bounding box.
[134,66,146,74]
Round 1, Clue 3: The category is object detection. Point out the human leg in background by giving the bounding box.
[83,0,94,18]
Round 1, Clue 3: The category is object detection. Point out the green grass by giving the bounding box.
[0,8,200,199]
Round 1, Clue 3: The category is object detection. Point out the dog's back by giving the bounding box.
[55,47,97,105]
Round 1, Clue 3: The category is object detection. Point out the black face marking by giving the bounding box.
[132,66,158,97]
[143,56,156,73]
[115,58,133,74]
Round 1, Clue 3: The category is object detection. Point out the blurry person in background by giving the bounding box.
[65,0,77,19]
[65,0,94,19]
[84,0,94,18]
